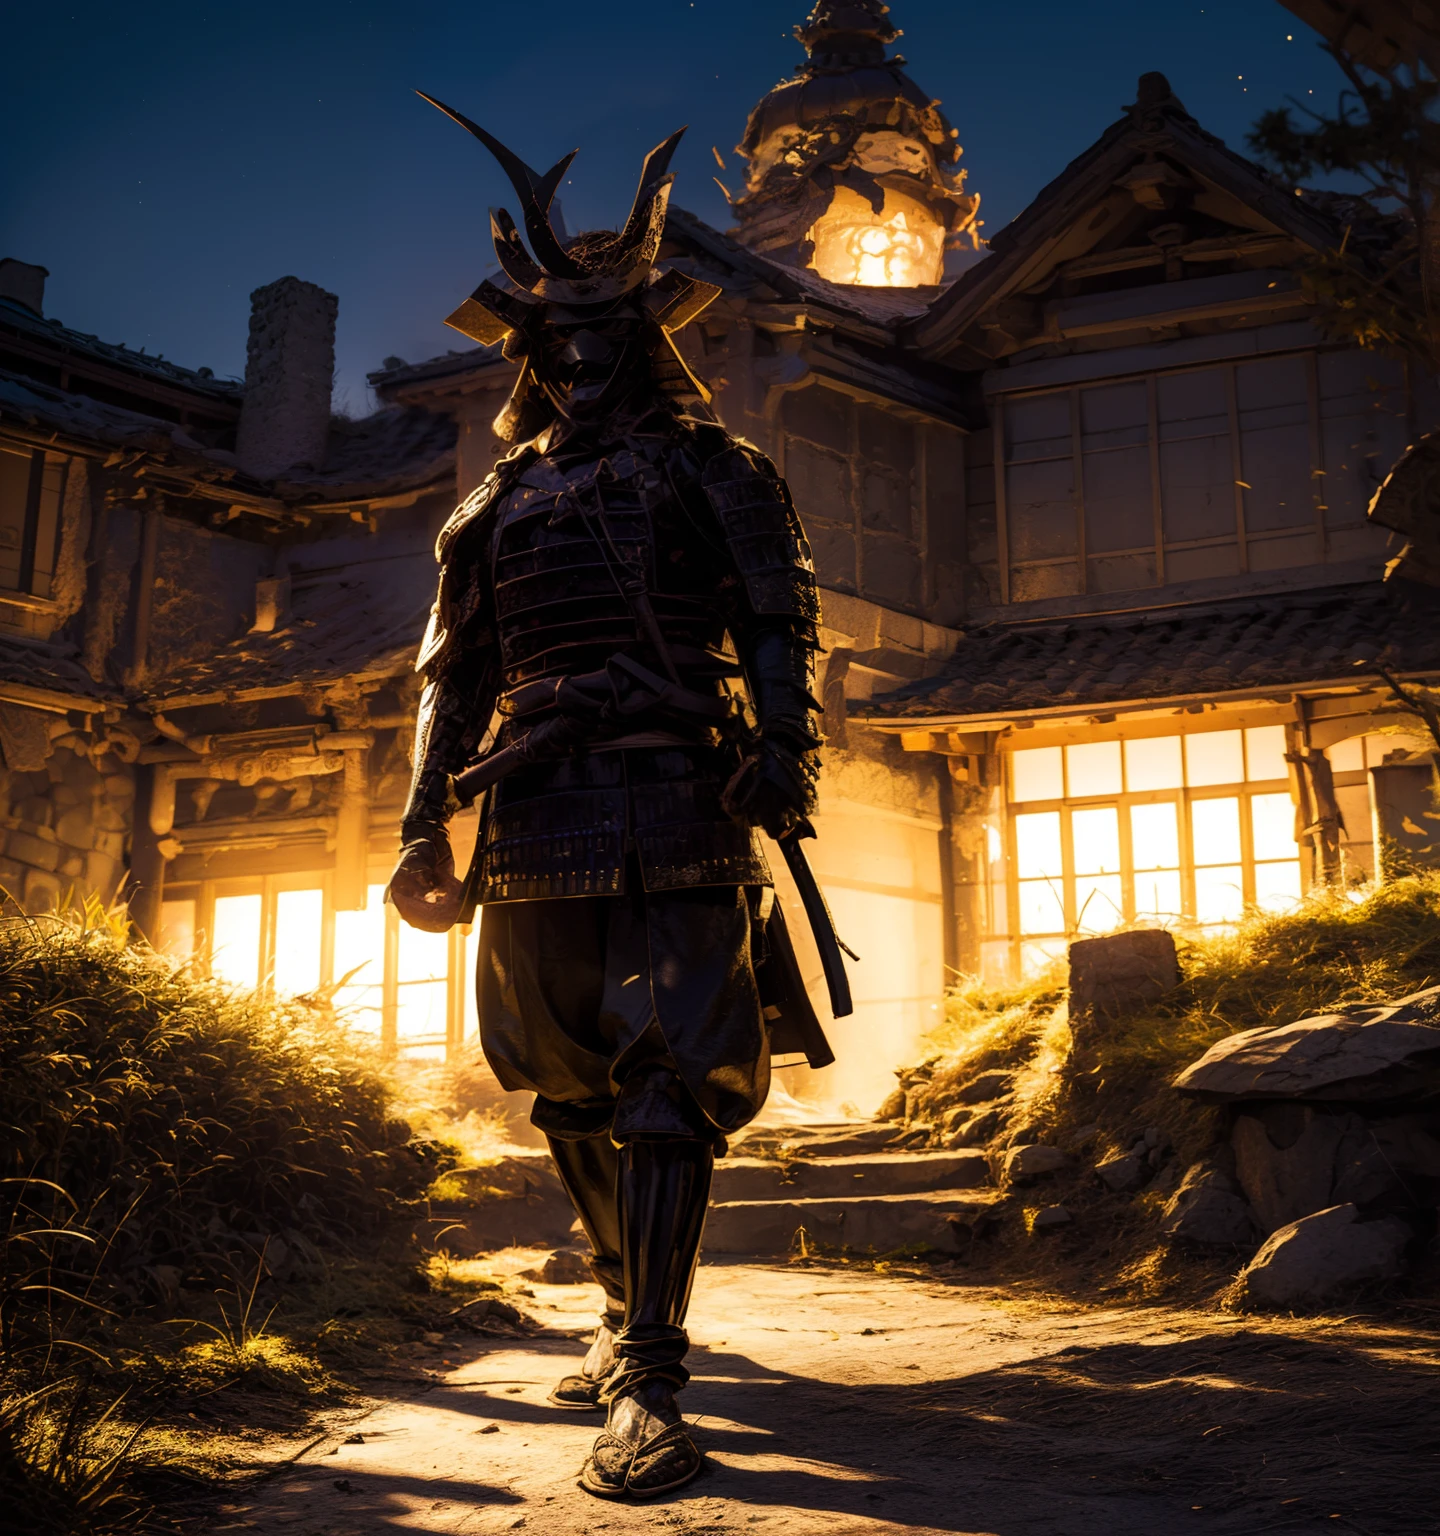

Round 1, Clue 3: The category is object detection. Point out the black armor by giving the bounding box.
[392,98,832,1500]
[405,411,818,902]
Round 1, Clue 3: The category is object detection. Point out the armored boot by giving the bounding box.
[579,1137,712,1499]
[545,1133,625,1410]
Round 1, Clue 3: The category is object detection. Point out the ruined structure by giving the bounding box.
[3,5,1439,1114]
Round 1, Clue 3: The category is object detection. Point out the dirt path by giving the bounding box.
[216,1260,1438,1536]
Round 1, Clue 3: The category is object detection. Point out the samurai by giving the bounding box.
[388,93,839,1501]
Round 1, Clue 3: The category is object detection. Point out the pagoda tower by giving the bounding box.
[729,1,980,287]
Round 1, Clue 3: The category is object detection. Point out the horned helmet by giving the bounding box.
[419,92,719,441]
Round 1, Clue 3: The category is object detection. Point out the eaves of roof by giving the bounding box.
[855,581,1440,727]
[0,298,242,410]
[905,102,1346,359]
[0,369,453,516]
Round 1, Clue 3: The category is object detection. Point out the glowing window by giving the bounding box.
[1130,802,1180,870]
[1135,869,1183,920]
[157,900,195,961]
[334,885,386,1035]
[808,185,945,288]
[1250,793,1297,862]
[397,923,449,1045]
[1015,811,1063,879]
[1072,807,1120,874]
[1254,859,1302,912]
[1245,725,1289,780]
[1018,878,1065,936]
[1191,797,1242,866]
[1184,730,1244,787]
[1012,747,1063,802]
[1020,938,1067,977]
[211,893,262,989]
[1194,865,1245,924]
[1066,741,1122,797]
[1016,810,1064,936]
[1125,735,1183,791]
[273,889,323,997]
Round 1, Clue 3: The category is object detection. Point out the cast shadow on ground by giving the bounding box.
[221,1323,1439,1534]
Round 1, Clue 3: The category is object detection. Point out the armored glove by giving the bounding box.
[387,818,465,933]
[722,728,818,840]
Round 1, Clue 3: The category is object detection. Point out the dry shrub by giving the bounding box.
[909,874,1440,1159]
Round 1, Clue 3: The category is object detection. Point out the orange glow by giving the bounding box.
[808,186,945,288]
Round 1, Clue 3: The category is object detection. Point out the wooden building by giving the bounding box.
[1,4,1436,1114]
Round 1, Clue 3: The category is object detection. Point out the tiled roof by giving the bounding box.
[0,638,119,705]
[273,407,455,503]
[0,370,453,509]
[0,368,223,459]
[148,567,431,706]
[0,297,242,403]
[859,582,1440,723]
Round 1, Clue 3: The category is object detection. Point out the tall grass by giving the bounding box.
[0,898,444,1530]
[911,874,1440,1155]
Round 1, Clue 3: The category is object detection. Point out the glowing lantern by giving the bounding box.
[808,185,946,287]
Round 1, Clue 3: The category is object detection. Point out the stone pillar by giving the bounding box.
[235,277,338,478]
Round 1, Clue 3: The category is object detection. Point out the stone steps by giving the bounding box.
[712,1150,988,1203]
[425,1133,1001,1259]
[704,1189,1005,1256]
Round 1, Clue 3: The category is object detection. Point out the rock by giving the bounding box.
[1095,1151,1148,1192]
[1143,1126,1167,1150]
[1233,1204,1410,1308]
[1231,1104,1352,1234]
[1068,929,1179,1027]
[1003,1144,1068,1186]
[1027,1204,1072,1234]
[877,1087,907,1121]
[1173,987,1440,1104]
[890,1125,934,1151]
[1162,1162,1255,1246]
[1233,1103,1440,1233]
[520,1247,593,1284]
[1066,1123,1102,1150]
[946,1106,1008,1148]
[951,1070,1014,1106]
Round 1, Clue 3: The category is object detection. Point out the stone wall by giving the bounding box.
[0,704,133,912]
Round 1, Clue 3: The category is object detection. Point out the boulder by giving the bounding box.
[945,1105,1008,1149]
[951,1070,1015,1106]
[522,1248,593,1284]
[1173,987,1440,1104]
[1003,1144,1068,1186]
[1233,1204,1410,1308]
[1068,929,1179,1026]
[1095,1151,1148,1193]
[1027,1204,1072,1235]
[1161,1161,1255,1246]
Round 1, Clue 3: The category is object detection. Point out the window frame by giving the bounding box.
[998,729,1304,974]
[0,441,69,599]
[161,874,475,1058]
[991,349,1404,605]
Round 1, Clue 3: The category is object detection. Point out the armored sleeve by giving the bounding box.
[402,540,499,832]
[700,443,820,624]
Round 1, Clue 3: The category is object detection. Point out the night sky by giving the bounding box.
[4,1,1350,411]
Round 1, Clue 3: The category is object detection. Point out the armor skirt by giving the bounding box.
[474,872,771,1137]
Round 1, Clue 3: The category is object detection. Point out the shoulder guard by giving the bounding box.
[435,443,535,564]
[700,442,819,623]
[418,448,532,675]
